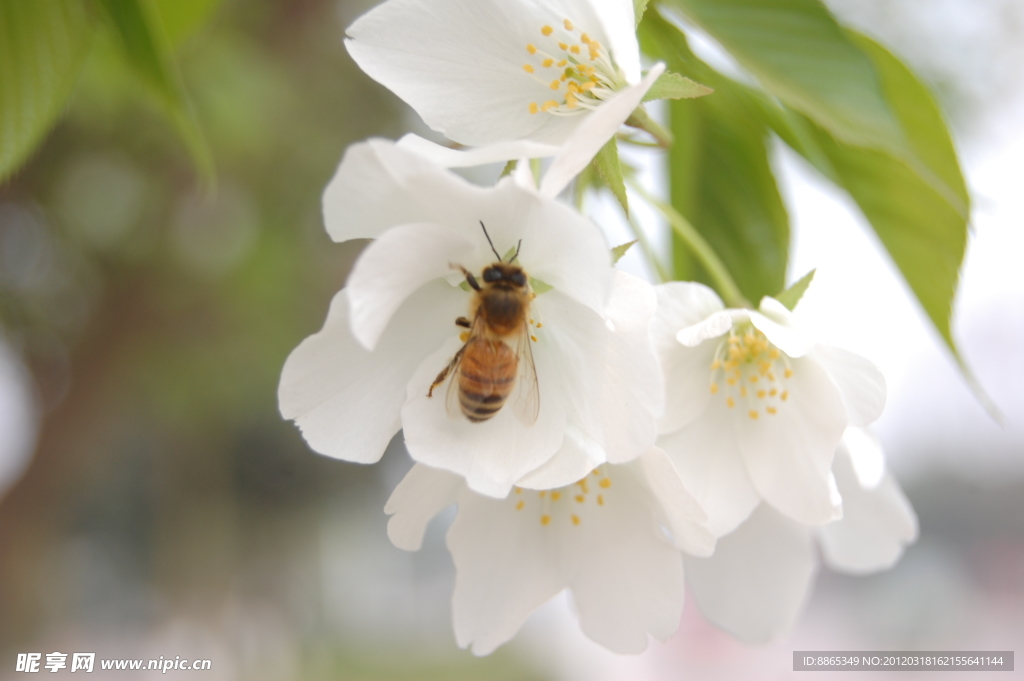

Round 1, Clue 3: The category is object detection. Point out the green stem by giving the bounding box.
[625,107,674,148]
[629,181,750,308]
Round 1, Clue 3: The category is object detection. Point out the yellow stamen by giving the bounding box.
[785,369,794,378]
[570,45,581,54]
[516,500,524,510]
[565,93,578,109]
[766,406,777,414]
[757,390,766,399]
[571,514,581,525]
[597,494,604,505]
[542,58,554,68]
[541,514,551,525]
[727,397,735,408]
[599,478,611,489]
[580,33,591,44]
[563,19,573,30]
[459,331,469,342]
[541,25,554,36]
[710,383,719,394]
[558,42,568,51]
[549,79,561,90]
[749,410,759,420]
[523,64,535,74]
[528,102,539,114]
[575,495,584,503]
[551,491,561,501]
[531,335,538,342]
[781,390,789,401]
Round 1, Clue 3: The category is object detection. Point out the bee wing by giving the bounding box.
[512,320,540,426]
[444,338,470,421]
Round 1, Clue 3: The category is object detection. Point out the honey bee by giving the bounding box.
[427,222,540,425]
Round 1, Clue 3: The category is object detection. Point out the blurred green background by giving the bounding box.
[1,0,1022,679]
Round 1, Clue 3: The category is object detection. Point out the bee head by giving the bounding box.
[483,263,528,288]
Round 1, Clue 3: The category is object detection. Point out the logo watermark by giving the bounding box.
[15,653,211,673]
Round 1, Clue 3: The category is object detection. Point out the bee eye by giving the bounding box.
[482,268,502,283]
[510,272,527,287]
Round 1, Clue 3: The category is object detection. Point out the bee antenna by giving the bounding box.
[510,239,522,263]
[479,221,502,261]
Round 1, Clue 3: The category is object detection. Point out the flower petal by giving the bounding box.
[401,336,568,498]
[516,423,602,490]
[749,308,813,358]
[685,505,818,643]
[658,406,761,537]
[345,0,553,146]
[585,0,642,82]
[385,463,463,551]
[278,280,464,464]
[569,462,685,653]
[842,426,885,489]
[635,448,715,556]
[397,133,561,168]
[323,138,459,242]
[652,282,727,433]
[539,63,665,198]
[736,356,847,525]
[346,222,475,350]
[813,344,887,427]
[675,310,734,347]
[817,446,918,574]
[448,490,566,655]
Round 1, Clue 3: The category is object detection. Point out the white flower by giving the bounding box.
[385,448,716,654]
[345,0,664,192]
[683,428,918,643]
[652,282,887,535]
[278,139,663,497]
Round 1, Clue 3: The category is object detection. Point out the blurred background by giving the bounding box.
[0,0,1021,679]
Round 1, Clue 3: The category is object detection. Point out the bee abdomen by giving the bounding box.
[458,339,518,423]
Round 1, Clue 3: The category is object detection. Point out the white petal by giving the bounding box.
[748,308,813,358]
[346,222,475,350]
[652,282,726,433]
[568,463,685,653]
[813,344,887,427]
[322,138,459,242]
[685,505,818,643]
[278,281,464,463]
[651,282,726,351]
[736,356,848,526]
[658,406,761,537]
[401,337,568,498]
[345,0,553,146]
[517,424,602,490]
[397,133,561,167]
[385,463,463,551]
[842,426,885,489]
[818,447,918,574]
[515,193,612,319]
[448,489,566,655]
[657,339,718,434]
[586,0,642,82]
[675,310,734,347]
[596,272,662,462]
[531,282,658,467]
[540,64,665,198]
[635,448,715,556]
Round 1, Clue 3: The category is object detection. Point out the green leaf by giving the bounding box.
[635,0,651,27]
[611,240,638,264]
[775,269,815,311]
[641,14,789,302]
[0,0,95,183]
[593,137,629,215]
[642,71,713,102]
[659,0,905,154]
[97,0,213,183]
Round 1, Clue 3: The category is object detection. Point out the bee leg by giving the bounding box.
[451,264,481,292]
[428,346,466,397]
[455,317,471,328]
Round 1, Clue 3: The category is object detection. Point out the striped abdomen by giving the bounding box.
[458,338,518,422]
